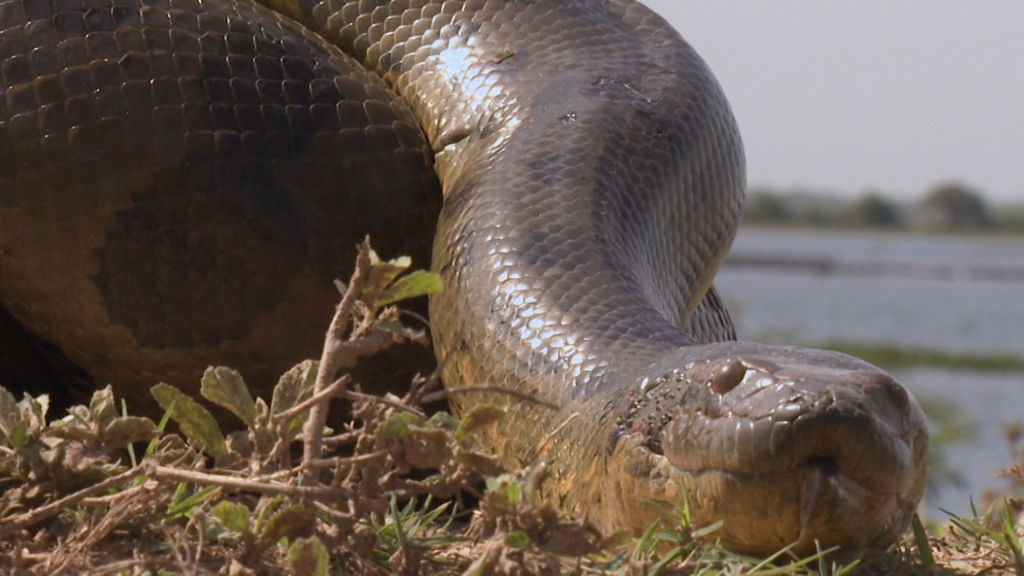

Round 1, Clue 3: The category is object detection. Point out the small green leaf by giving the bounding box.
[426,411,459,431]
[272,361,316,416]
[0,388,42,449]
[211,500,251,534]
[101,416,159,449]
[0,387,19,442]
[4,420,28,449]
[288,536,329,576]
[911,513,934,566]
[485,474,522,512]
[200,367,257,426]
[375,411,425,439]
[455,405,505,440]
[504,531,531,550]
[368,250,412,271]
[691,519,723,539]
[226,429,253,456]
[20,393,49,430]
[151,383,227,458]
[998,500,1024,570]
[254,397,269,421]
[363,251,412,303]
[259,505,315,549]
[166,484,219,518]
[88,385,118,426]
[0,386,17,415]
[376,269,443,307]
[272,361,317,438]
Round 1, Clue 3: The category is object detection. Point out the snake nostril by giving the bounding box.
[709,359,746,394]
[884,378,911,415]
[805,457,839,478]
[863,372,911,415]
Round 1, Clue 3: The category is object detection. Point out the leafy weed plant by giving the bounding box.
[0,239,1020,574]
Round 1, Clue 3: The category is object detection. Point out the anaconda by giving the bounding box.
[0,0,927,554]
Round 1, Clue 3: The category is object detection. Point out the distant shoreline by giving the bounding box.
[723,249,1024,284]
[737,221,1024,238]
[741,183,1024,235]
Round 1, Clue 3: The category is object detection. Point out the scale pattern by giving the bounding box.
[0,0,927,555]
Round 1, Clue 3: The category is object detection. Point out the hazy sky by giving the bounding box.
[642,1,1024,203]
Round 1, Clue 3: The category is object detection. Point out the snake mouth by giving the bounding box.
[659,409,925,554]
[621,342,929,555]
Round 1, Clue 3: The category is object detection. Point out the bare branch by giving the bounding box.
[0,465,144,538]
[301,237,373,485]
[146,464,354,500]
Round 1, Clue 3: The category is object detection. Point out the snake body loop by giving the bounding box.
[0,0,927,554]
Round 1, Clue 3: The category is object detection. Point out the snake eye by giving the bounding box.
[709,359,746,394]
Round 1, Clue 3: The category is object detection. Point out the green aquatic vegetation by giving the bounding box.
[819,341,1024,372]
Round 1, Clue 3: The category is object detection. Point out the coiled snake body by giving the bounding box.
[0,0,927,554]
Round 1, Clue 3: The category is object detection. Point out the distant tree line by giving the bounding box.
[742,181,1024,233]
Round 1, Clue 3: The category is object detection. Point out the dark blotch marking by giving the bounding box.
[88,0,440,349]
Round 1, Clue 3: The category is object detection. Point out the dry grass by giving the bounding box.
[1,240,1021,575]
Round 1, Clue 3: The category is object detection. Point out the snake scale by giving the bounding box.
[0,0,927,554]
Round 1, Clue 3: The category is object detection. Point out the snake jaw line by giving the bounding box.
[613,342,928,554]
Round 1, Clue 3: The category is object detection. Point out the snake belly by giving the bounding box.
[0,0,928,554]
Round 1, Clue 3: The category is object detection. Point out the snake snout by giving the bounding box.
[644,343,929,555]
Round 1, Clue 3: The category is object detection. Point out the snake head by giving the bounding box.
[606,342,928,556]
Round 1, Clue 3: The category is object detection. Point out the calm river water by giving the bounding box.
[716,227,1024,519]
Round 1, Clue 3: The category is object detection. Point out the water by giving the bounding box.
[719,228,1024,355]
[895,368,1021,518]
[715,227,1024,518]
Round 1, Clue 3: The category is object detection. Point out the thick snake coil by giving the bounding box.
[0,0,927,554]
